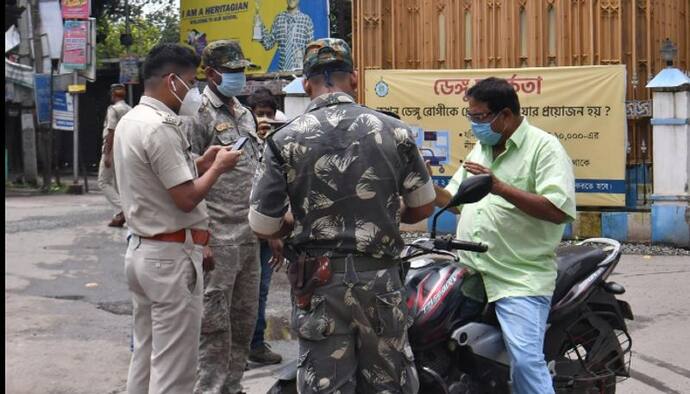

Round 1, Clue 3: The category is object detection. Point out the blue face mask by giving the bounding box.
[212,70,246,97]
[470,114,502,146]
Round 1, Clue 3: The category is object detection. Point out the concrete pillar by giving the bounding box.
[17,0,38,184]
[20,109,39,184]
[647,69,690,247]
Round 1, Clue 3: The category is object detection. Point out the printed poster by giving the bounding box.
[119,55,140,85]
[61,0,90,20]
[52,91,74,131]
[62,20,88,69]
[365,66,627,207]
[180,0,329,75]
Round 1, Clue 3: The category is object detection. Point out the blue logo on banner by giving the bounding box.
[375,79,389,97]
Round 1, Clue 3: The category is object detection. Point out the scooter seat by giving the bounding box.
[553,245,607,304]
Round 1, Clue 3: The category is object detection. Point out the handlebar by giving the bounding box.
[433,238,488,253]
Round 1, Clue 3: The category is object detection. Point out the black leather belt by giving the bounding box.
[327,255,399,273]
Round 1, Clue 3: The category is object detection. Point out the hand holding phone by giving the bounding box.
[213,148,242,173]
[230,137,249,151]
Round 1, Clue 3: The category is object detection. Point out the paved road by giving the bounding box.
[5,193,690,393]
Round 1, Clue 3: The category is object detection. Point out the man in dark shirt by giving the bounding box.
[248,38,434,394]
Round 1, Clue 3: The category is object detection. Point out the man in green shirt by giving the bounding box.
[430,77,576,394]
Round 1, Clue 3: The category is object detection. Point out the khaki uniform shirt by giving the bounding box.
[102,100,132,155]
[102,100,132,138]
[188,86,261,246]
[113,96,209,237]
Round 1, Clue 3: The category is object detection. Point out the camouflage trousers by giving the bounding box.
[194,244,260,394]
[293,258,419,394]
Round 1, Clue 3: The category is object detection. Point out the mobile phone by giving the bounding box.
[267,120,286,129]
[230,137,249,151]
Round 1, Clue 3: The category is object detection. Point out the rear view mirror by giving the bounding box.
[431,174,492,238]
[448,174,493,207]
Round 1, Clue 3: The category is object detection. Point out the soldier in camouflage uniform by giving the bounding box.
[248,38,435,393]
[188,40,262,394]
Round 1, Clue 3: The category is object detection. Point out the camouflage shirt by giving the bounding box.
[249,92,435,259]
[189,86,262,245]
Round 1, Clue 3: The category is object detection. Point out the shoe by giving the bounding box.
[249,342,283,365]
[108,212,126,227]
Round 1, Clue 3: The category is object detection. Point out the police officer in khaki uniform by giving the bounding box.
[249,38,435,394]
[187,40,273,394]
[98,83,131,227]
[113,43,242,394]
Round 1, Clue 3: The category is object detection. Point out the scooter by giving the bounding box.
[270,174,633,393]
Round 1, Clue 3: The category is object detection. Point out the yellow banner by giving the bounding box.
[365,66,627,207]
[180,0,329,76]
[181,0,280,75]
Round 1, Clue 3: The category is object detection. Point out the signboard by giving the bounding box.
[180,0,329,75]
[33,74,52,125]
[61,0,90,20]
[39,0,64,59]
[365,66,627,207]
[81,17,97,80]
[68,84,86,93]
[52,91,74,130]
[62,20,88,69]
[119,55,140,84]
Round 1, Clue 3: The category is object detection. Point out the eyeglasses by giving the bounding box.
[466,111,495,123]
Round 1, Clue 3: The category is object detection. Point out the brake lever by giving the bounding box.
[402,243,458,262]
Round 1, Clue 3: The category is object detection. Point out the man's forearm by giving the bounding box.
[171,166,223,212]
[195,156,210,175]
[432,185,461,214]
[189,166,223,205]
[253,223,292,240]
[433,185,451,207]
[104,130,115,154]
[495,183,566,224]
[401,203,435,224]
[272,220,294,239]
[253,212,294,239]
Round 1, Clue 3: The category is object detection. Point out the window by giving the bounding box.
[548,5,557,65]
[519,7,528,66]
[464,11,472,67]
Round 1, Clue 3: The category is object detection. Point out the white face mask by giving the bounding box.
[170,74,192,106]
[179,86,202,117]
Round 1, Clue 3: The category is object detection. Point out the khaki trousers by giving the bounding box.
[125,232,204,394]
[97,155,121,212]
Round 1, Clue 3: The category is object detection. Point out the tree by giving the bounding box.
[95,0,179,59]
[147,3,180,44]
[330,0,352,47]
[96,15,161,59]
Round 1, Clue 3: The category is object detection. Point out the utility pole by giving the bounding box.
[72,71,80,185]
[125,0,133,106]
[17,0,38,185]
[67,70,84,195]
[30,0,54,191]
